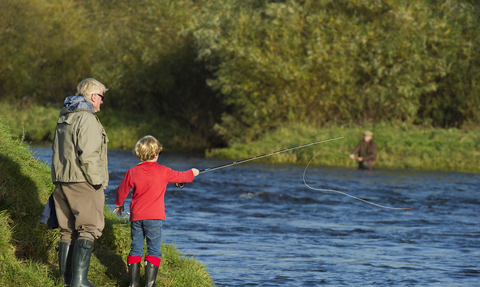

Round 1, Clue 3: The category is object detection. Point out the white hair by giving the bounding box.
[76,78,108,100]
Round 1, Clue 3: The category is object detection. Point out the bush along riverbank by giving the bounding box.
[206,122,480,174]
[0,120,214,286]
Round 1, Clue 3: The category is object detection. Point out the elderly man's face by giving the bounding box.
[91,92,104,112]
[364,134,372,142]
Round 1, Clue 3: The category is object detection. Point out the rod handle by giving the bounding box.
[176,183,186,189]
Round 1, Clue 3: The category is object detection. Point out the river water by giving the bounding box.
[30,147,480,286]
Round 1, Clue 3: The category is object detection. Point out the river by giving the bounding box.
[30,147,480,286]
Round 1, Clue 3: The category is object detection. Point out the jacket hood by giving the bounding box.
[63,95,95,114]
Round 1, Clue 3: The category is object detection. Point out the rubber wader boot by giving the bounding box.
[144,261,159,287]
[71,239,95,287]
[128,262,141,287]
[59,242,74,286]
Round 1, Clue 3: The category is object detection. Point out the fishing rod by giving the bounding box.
[175,136,344,188]
[176,136,412,210]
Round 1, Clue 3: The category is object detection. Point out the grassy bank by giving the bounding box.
[0,119,214,286]
[207,122,480,174]
[3,102,480,173]
[0,102,209,151]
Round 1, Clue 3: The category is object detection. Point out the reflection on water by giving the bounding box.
[31,146,480,286]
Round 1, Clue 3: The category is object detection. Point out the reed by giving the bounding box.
[0,120,214,286]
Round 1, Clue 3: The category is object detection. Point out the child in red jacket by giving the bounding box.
[113,135,199,287]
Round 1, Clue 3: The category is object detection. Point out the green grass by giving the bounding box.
[0,119,214,286]
[0,102,208,151]
[0,210,57,287]
[4,102,479,173]
[207,122,480,173]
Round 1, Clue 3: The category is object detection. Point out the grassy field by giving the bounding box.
[0,119,214,286]
[207,122,480,174]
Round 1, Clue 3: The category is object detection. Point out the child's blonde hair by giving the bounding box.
[133,135,163,162]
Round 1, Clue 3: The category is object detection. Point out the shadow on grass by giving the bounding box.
[94,211,130,286]
[0,150,62,285]
[0,152,56,260]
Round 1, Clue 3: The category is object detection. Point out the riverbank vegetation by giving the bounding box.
[207,122,480,173]
[1,0,479,172]
[3,101,479,173]
[0,121,214,286]
[0,102,208,151]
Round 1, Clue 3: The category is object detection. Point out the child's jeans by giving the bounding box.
[129,219,162,258]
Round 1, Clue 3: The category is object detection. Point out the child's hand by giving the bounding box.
[191,168,199,177]
[113,205,124,216]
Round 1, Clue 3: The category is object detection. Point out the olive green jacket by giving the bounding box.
[51,98,109,188]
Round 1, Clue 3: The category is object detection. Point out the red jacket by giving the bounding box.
[115,162,194,221]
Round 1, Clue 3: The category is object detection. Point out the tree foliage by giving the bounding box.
[92,0,225,145]
[0,0,93,104]
[193,0,480,142]
[0,0,479,145]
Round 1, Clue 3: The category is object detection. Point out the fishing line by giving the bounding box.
[302,146,412,210]
[177,136,411,210]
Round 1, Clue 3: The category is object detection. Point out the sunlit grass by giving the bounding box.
[0,120,214,286]
[4,102,479,173]
[0,102,208,151]
[207,122,480,173]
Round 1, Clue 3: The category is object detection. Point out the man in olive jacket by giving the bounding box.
[51,78,108,287]
[349,131,377,170]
